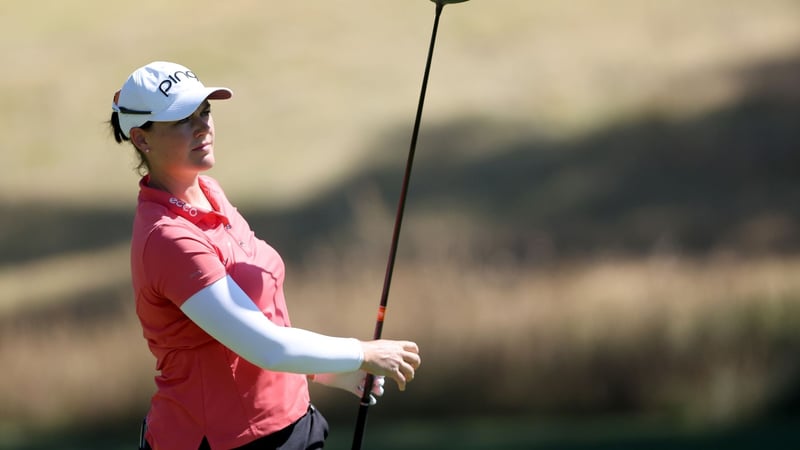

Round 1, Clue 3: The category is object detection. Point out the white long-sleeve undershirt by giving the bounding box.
[180,275,363,374]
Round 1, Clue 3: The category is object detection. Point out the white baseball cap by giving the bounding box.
[112,61,232,138]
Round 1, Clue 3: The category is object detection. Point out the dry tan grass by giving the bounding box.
[299,250,800,423]
[0,244,129,317]
[2,245,799,430]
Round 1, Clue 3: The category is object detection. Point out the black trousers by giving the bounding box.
[142,405,329,450]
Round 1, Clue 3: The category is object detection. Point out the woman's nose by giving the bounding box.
[194,116,210,135]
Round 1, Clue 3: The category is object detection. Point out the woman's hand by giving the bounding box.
[359,340,421,391]
[311,371,385,405]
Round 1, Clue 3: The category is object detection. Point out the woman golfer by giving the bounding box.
[110,61,421,450]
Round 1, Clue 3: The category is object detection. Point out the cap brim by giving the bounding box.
[206,87,232,100]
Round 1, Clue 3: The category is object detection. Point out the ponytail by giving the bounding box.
[108,112,153,175]
[109,111,129,143]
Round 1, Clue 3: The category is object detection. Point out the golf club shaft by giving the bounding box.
[351,3,444,450]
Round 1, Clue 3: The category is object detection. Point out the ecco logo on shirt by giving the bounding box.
[159,70,199,97]
[169,197,198,217]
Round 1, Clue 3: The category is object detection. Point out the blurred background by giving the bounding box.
[2,0,800,448]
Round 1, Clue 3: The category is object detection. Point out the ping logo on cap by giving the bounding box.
[159,70,199,97]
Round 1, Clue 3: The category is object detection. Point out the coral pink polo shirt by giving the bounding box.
[131,175,309,450]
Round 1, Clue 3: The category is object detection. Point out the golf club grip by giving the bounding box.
[356,308,384,407]
[350,4,444,450]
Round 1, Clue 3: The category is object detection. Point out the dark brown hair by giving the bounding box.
[109,111,153,175]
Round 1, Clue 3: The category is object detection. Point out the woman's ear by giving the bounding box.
[129,128,150,153]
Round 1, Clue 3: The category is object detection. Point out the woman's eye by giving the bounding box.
[174,108,210,125]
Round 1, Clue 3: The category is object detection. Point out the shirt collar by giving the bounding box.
[138,175,229,226]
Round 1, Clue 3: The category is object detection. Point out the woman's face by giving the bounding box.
[138,101,216,177]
